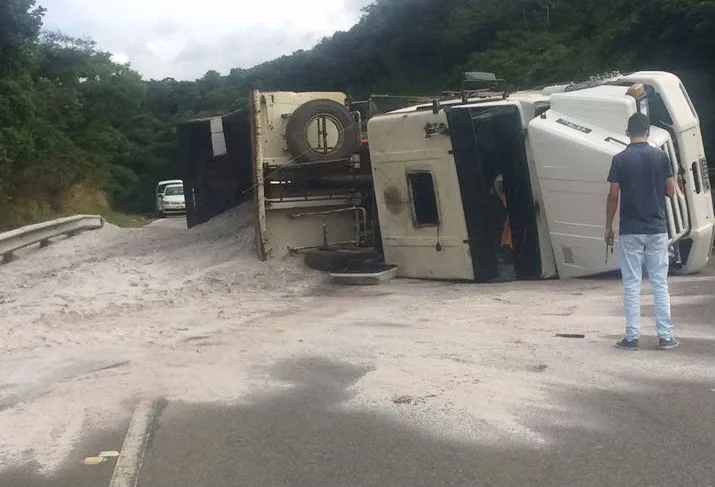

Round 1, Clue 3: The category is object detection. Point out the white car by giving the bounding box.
[156,180,186,217]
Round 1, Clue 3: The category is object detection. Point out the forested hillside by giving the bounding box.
[1,1,175,227]
[2,0,714,229]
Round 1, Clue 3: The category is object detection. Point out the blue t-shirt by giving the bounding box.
[607,142,674,235]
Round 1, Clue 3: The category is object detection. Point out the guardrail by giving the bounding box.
[0,215,104,263]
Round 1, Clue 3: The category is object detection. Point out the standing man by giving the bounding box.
[605,113,679,350]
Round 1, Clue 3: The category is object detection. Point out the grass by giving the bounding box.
[0,185,157,231]
[91,206,153,228]
[0,206,154,232]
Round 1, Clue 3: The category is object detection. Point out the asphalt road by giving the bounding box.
[140,262,715,487]
[5,360,714,487]
[134,359,715,487]
[0,422,127,487]
[2,259,713,487]
[135,263,715,487]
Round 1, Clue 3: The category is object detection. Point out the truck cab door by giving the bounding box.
[368,109,476,281]
[528,114,625,278]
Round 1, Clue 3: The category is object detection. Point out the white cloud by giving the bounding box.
[39,0,373,80]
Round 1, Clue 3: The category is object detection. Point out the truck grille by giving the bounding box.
[661,142,690,243]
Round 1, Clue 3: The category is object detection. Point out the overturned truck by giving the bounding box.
[367,72,714,280]
[196,71,715,281]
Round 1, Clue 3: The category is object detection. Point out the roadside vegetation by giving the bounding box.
[2,0,713,231]
[89,207,152,228]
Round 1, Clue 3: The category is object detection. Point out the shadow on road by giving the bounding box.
[0,420,127,487]
[135,356,714,487]
[2,354,713,487]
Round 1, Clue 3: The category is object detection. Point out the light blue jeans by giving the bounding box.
[619,233,673,341]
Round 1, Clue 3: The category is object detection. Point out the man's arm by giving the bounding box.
[605,182,620,245]
[605,157,620,245]
[665,177,676,198]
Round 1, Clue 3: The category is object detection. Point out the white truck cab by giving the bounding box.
[367,71,713,281]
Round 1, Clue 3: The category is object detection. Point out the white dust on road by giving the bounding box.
[0,204,325,472]
[1,203,713,473]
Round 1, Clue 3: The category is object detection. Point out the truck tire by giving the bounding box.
[303,248,379,272]
[285,99,359,162]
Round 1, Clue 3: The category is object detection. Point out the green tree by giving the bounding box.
[2,0,714,229]
[0,0,44,73]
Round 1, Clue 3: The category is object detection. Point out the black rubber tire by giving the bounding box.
[303,248,379,272]
[285,99,359,162]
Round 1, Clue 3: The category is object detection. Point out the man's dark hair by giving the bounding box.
[627,113,650,137]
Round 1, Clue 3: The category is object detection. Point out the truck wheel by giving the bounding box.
[303,248,379,272]
[285,99,359,162]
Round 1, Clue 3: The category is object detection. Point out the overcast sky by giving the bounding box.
[40,0,373,80]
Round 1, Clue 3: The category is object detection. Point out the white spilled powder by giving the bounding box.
[0,203,713,473]
[0,203,325,472]
[0,203,324,352]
